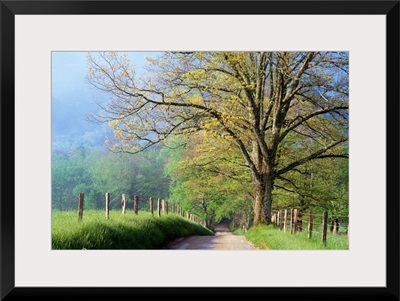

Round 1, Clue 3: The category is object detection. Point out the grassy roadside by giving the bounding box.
[245,225,348,250]
[52,210,213,249]
[232,228,246,236]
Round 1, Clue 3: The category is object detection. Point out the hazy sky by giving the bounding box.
[51,51,154,150]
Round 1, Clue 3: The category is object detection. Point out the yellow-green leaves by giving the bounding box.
[87,51,349,225]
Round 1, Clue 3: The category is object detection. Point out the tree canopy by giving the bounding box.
[87,51,349,225]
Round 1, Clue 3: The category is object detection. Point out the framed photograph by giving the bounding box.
[2,0,399,300]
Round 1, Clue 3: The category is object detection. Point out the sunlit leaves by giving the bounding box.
[87,51,349,225]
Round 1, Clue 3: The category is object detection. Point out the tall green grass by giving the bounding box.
[246,225,348,250]
[232,228,246,236]
[52,210,213,249]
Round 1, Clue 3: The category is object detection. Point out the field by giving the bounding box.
[245,225,348,250]
[52,210,213,249]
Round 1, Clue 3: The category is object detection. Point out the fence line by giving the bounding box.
[271,208,349,247]
[75,192,204,226]
[75,192,348,247]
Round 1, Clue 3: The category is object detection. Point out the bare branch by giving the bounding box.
[276,138,348,177]
[279,106,348,142]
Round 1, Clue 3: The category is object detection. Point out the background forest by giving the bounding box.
[52,142,348,229]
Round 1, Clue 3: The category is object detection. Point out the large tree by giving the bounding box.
[87,51,348,225]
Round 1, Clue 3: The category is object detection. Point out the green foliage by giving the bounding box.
[231,228,246,236]
[246,225,348,250]
[86,51,348,226]
[52,147,100,210]
[52,146,170,211]
[52,210,213,249]
[164,134,253,228]
[273,144,349,216]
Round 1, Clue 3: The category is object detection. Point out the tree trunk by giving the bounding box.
[253,173,274,226]
[253,179,266,226]
[251,139,275,226]
[264,173,274,224]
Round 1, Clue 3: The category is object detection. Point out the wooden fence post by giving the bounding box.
[347,224,350,250]
[293,209,298,234]
[78,192,84,221]
[105,192,110,220]
[134,195,139,215]
[157,198,161,217]
[121,194,126,216]
[279,210,283,230]
[149,197,153,215]
[308,210,314,238]
[333,218,339,235]
[284,209,288,233]
[322,211,328,246]
[290,209,294,234]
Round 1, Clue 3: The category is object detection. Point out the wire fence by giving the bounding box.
[76,192,204,225]
[271,209,349,247]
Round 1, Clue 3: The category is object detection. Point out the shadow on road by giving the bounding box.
[213,218,233,233]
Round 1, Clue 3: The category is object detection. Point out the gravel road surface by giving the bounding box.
[166,218,258,250]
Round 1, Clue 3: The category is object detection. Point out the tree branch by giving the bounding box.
[279,106,348,142]
[275,138,348,177]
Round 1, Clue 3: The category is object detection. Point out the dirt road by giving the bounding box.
[166,218,258,250]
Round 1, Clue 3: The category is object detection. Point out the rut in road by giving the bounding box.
[166,218,259,250]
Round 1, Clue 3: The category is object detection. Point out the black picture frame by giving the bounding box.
[1,1,399,300]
